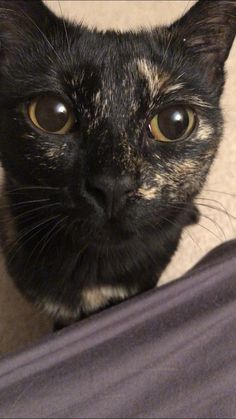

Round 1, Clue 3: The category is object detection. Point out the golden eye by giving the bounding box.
[148,106,196,142]
[28,95,76,134]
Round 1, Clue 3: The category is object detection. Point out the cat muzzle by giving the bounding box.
[84,175,136,219]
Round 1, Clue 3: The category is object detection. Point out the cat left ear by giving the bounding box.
[170,0,236,85]
[0,0,57,40]
[0,0,59,61]
[0,0,55,24]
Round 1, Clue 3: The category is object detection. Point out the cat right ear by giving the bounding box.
[170,0,236,86]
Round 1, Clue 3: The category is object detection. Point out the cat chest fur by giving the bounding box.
[41,285,139,321]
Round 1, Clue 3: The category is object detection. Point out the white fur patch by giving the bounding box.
[40,285,138,320]
[40,299,81,321]
[198,120,214,140]
[137,185,158,200]
[81,285,138,314]
[188,96,214,109]
[136,59,168,97]
[164,83,185,94]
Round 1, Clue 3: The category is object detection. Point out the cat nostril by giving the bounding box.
[85,179,107,208]
[84,175,136,217]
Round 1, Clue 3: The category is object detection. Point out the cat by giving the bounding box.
[0,0,235,329]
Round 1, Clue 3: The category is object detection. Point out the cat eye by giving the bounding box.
[28,96,76,134]
[148,106,196,142]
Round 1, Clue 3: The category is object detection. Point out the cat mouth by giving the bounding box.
[99,220,136,241]
[66,213,137,247]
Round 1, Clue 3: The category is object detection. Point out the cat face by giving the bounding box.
[1,43,218,240]
[0,1,233,241]
[0,0,235,321]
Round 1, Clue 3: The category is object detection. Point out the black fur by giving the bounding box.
[0,0,235,325]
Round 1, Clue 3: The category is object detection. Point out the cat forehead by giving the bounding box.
[67,58,176,98]
[135,59,184,96]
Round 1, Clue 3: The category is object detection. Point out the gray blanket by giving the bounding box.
[0,240,236,418]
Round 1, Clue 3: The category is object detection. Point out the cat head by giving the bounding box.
[0,0,235,247]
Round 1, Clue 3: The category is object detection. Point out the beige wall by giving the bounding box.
[46,1,196,29]
[0,1,235,354]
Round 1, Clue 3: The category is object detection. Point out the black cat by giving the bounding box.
[0,0,235,328]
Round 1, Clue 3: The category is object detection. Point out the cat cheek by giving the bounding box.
[34,138,78,166]
[197,120,214,142]
[0,175,17,247]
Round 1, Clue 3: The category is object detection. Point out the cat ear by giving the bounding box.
[0,0,53,21]
[0,0,59,65]
[0,0,57,43]
[170,0,236,84]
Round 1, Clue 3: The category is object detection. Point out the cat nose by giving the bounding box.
[85,175,135,218]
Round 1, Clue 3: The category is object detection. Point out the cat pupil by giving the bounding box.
[158,107,189,140]
[35,96,69,132]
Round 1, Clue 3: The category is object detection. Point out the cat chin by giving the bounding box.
[70,226,137,251]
